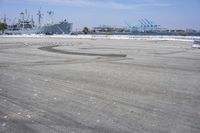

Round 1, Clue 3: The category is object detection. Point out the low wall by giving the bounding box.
[1,34,200,42]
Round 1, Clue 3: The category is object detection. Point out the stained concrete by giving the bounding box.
[0,37,200,133]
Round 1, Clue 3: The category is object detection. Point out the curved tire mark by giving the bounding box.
[39,45,127,57]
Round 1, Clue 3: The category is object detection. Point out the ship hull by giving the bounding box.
[37,22,73,34]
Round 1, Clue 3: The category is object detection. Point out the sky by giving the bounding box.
[0,0,200,30]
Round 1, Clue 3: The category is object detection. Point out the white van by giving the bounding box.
[192,40,200,48]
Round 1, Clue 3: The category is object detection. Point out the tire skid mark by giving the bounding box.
[39,45,127,57]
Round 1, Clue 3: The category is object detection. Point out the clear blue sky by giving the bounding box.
[0,0,200,30]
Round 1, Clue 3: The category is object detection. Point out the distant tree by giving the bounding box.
[106,32,113,35]
[82,27,89,34]
[0,23,7,34]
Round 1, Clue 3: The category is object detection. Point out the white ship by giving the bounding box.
[5,10,73,35]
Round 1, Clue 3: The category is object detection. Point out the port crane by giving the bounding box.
[139,19,147,32]
[125,22,138,32]
[144,19,160,31]
[138,19,160,32]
